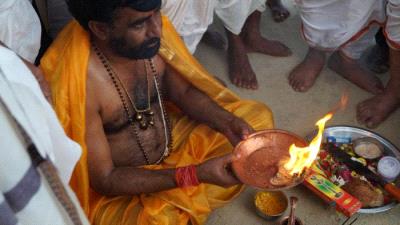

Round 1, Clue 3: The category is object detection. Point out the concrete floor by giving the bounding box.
[193,1,400,224]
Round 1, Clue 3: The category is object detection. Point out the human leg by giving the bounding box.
[328,26,384,94]
[226,29,259,89]
[216,0,290,89]
[366,28,390,74]
[226,9,291,89]
[240,10,292,57]
[328,51,384,94]
[357,47,400,128]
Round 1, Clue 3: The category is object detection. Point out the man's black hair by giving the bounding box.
[67,0,161,30]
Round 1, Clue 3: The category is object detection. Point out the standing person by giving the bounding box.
[357,0,400,128]
[0,44,89,225]
[289,0,399,128]
[40,0,274,224]
[162,0,292,90]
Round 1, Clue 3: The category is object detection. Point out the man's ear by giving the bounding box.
[88,21,110,41]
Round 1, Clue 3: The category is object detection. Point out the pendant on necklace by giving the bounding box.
[135,110,155,130]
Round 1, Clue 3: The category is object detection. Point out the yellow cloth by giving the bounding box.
[40,16,274,225]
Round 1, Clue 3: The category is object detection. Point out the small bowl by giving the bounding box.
[353,137,384,160]
[254,191,288,220]
[278,216,304,225]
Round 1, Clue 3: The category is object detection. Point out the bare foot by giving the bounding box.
[201,30,227,50]
[328,51,384,94]
[267,0,290,22]
[227,35,258,89]
[357,93,400,128]
[288,48,326,92]
[242,32,292,57]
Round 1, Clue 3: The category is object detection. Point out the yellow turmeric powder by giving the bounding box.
[255,191,287,216]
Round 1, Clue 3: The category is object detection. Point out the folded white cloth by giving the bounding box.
[0,46,81,183]
[0,0,41,63]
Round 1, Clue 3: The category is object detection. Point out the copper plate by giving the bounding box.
[232,129,308,190]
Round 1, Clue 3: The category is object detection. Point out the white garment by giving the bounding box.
[162,0,266,53]
[386,0,400,50]
[0,102,89,225]
[215,0,266,35]
[296,0,400,58]
[0,46,81,184]
[0,0,41,63]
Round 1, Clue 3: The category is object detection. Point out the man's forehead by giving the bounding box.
[125,0,161,12]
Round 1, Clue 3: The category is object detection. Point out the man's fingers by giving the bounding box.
[221,153,234,164]
[240,123,254,140]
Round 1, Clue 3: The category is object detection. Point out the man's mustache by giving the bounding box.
[142,37,160,49]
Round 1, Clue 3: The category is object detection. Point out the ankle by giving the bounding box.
[306,48,326,64]
[384,88,400,102]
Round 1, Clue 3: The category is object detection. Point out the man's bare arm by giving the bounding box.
[164,66,254,145]
[85,76,239,196]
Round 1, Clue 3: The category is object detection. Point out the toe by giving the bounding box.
[366,119,378,129]
[292,81,301,92]
[251,78,258,90]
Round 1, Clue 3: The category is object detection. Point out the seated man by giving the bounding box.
[40,0,274,224]
[289,0,400,128]
[0,44,89,225]
[162,0,292,90]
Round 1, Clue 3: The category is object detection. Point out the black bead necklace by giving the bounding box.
[93,44,172,165]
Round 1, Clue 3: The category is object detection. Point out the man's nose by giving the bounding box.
[146,16,161,38]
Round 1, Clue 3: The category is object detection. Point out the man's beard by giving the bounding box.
[110,37,160,60]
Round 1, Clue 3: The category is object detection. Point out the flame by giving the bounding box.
[284,113,333,175]
[282,93,348,176]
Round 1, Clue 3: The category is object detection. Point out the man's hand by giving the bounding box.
[197,154,241,188]
[219,116,254,146]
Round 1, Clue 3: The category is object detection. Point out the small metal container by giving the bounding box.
[278,216,304,225]
[254,191,288,220]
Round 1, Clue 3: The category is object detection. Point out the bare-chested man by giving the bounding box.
[40,0,273,224]
[289,0,400,128]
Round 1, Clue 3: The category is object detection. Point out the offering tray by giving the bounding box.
[232,129,308,191]
[307,125,400,214]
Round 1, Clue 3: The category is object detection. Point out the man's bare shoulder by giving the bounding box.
[86,51,111,114]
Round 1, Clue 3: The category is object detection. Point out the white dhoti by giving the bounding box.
[162,0,266,53]
[296,0,400,59]
[385,0,400,50]
[0,0,41,63]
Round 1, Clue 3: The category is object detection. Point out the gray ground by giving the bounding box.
[193,1,400,224]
